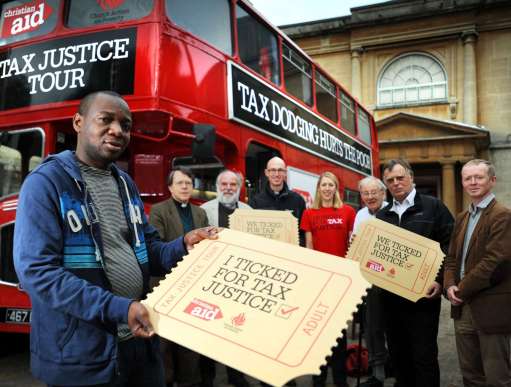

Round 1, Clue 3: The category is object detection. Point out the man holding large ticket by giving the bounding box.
[375,159,453,387]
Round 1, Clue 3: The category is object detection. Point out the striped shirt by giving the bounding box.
[79,162,143,340]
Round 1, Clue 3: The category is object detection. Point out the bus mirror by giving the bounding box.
[192,124,216,160]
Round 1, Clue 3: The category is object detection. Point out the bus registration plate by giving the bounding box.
[5,308,31,324]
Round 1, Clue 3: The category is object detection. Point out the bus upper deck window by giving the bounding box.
[357,108,372,145]
[340,91,356,135]
[236,5,280,86]
[166,0,232,55]
[0,0,60,47]
[315,70,337,122]
[283,43,312,106]
[66,0,153,28]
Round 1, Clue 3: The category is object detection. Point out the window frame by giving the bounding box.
[339,90,356,135]
[314,69,338,123]
[164,0,233,55]
[65,0,154,29]
[357,107,372,146]
[0,127,45,201]
[0,0,60,47]
[282,42,313,106]
[377,52,448,108]
[235,4,281,86]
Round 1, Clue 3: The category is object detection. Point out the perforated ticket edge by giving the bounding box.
[143,229,369,386]
[347,218,444,302]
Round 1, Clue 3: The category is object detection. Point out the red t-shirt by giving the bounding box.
[300,205,356,257]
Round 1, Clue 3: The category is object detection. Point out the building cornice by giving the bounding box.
[281,0,511,41]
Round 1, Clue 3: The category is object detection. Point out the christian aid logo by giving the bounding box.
[184,298,223,322]
[1,1,53,38]
[366,260,384,273]
[97,0,125,11]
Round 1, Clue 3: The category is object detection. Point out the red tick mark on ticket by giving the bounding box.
[277,305,299,319]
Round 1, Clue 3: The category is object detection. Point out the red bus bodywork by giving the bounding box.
[0,0,379,333]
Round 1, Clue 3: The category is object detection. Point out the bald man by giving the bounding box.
[249,157,306,246]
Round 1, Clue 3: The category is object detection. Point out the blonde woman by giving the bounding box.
[300,171,355,387]
[301,171,355,258]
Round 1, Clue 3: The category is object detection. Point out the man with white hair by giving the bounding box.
[201,169,251,228]
[353,176,388,234]
[200,169,251,387]
[353,176,388,387]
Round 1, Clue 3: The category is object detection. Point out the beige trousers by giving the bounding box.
[454,304,511,387]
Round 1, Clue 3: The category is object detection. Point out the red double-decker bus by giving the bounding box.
[0,0,378,333]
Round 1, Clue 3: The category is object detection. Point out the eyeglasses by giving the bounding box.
[384,175,408,185]
[267,168,286,175]
[361,190,382,197]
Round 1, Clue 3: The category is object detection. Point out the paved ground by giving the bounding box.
[0,299,462,387]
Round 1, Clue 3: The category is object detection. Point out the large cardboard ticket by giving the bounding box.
[229,209,299,245]
[346,218,444,302]
[143,229,369,386]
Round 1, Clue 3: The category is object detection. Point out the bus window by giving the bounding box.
[340,91,355,135]
[166,0,232,54]
[0,0,60,47]
[66,0,153,28]
[236,5,280,85]
[344,188,361,210]
[315,70,337,122]
[283,43,312,106]
[357,108,372,145]
[0,128,43,198]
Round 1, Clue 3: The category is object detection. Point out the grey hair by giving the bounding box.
[358,176,386,192]
[462,159,496,178]
[384,159,414,178]
[216,169,243,188]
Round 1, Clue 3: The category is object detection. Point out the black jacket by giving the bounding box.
[249,182,306,246]
[377,191,454,284]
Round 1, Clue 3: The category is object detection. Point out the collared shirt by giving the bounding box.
[460,192,495,278]
[389,188,416,220]
[353,201,388,234]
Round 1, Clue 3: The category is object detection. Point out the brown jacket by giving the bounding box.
[444,198,511,333]
[149,198,209,242]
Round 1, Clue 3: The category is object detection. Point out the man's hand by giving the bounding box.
[425,281,442,299]
[128,301,154,338]
[184,226,220,251]
[446,285,464,306]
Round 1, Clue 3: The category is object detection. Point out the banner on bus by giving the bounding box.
[227,61,372,176]
[0,27,136,110]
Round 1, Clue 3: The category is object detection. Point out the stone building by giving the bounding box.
[281,0,511,213]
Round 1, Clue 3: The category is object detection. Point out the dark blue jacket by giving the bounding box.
[14,150,186,385]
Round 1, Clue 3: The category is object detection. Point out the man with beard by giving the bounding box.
[13,91,217,387]
[200,169,251,387]
[201,169,251,229]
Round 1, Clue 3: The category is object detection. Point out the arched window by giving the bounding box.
[377,53,447,107]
